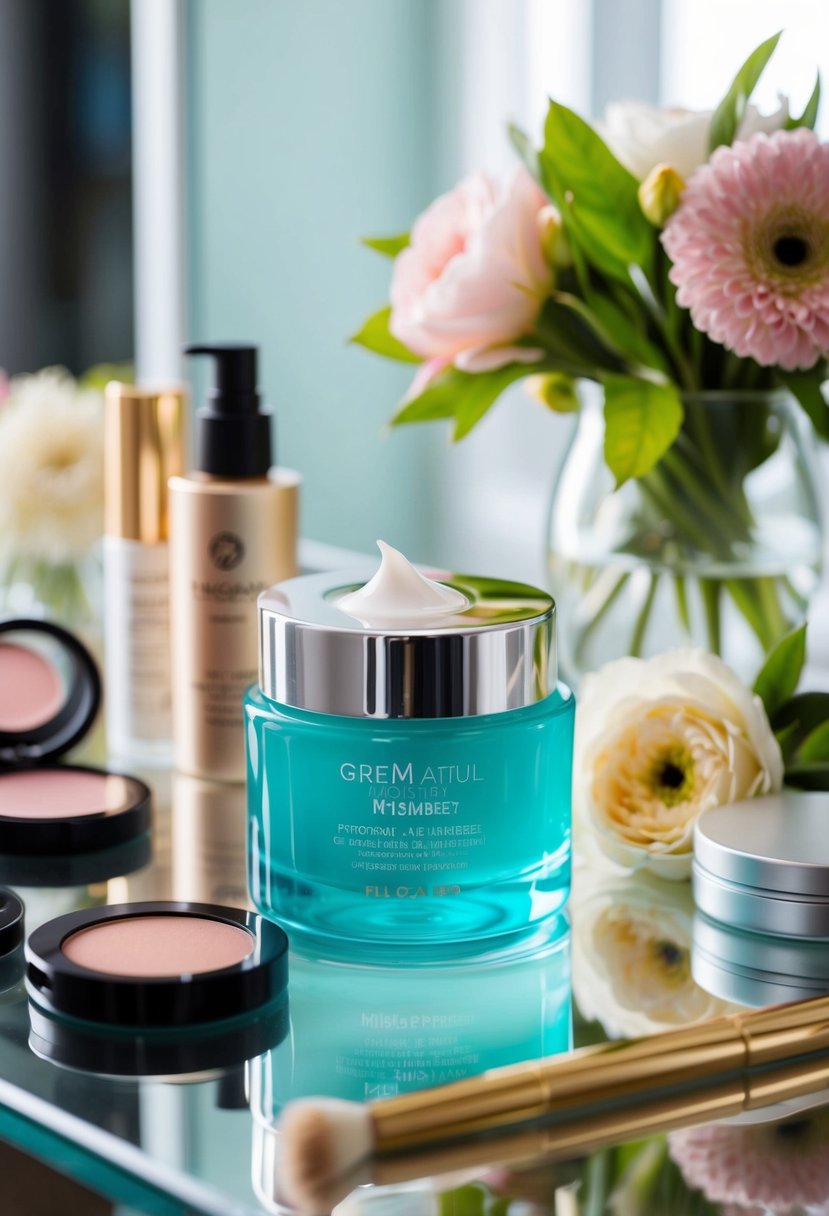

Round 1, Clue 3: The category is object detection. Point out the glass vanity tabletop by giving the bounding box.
[0,761,827,1215]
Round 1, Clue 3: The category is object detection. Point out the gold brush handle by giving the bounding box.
[371,996,829,1152]
[371,1018,746,1149]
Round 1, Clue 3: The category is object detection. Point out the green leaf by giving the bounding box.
[585,290,672,377]
[602,376,683,485]
[392,364,531,440]
[786,72,821,130]
[709,32,782,151]
[350,306,420,363]
[361,233,409,257]
[778,367,829,440]
[508,122,540,180]
[438,1184,489,1216]
[536,295,625,373]
[785,762,829,791]
[753,623,807,717]
[799,719,829,763]
[540,101,654,283]
[80,362,134,390]
[724,577,789,653]
[772,691,829,756]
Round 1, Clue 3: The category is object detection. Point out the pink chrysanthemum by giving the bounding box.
[662,128,829,370]
[668,1113,829,1209]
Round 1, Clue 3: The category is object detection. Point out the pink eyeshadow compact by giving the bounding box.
[26,902,289,1076]
[0,620,150,855]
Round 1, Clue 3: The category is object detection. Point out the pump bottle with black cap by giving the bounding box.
[169,343,300,781]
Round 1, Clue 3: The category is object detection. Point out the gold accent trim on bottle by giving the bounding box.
[105,383,186,542]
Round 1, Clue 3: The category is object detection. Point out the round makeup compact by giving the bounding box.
[26,901,289,1077]
[693,791,829,939]
[0,887,25,999]
[0,888,24,958]
[0,620,150,854]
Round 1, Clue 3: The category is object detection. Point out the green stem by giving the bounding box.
[700,578,722,653]
[674,575,691,635]
[574,570,631,668]
[661,448,752,549]
[582,1150,613,1216]
[725,576,789,651]
[783,574,810,614]
[682,399,737,506]
[628,266,697,391]
[630,573,659,656]
[640,469,722,555]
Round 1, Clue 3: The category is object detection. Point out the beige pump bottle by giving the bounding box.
[169,343,299,781]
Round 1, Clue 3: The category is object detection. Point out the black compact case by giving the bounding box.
[0,619,151,855]
[26,901,290,1078]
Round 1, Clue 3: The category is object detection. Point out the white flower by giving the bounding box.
[598,98,789,181]
[572,869,734,1039]
[0,367,104,563]
[574,649,783,880]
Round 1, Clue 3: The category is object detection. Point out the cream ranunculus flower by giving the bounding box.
[574,649,784,881]
[598,99,789,181]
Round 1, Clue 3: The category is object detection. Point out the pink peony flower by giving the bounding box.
[390,169,553,373]
[669,1113,829,1209]
[662,128,829,371]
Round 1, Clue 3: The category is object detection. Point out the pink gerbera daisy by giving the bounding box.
[662,128,829,370]
[668,1112,829,1209]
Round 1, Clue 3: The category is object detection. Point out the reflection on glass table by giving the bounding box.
[0,767,827,1215]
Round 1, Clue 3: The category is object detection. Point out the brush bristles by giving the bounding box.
[279,1098,375,1213]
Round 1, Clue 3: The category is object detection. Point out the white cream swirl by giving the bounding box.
[337,540,467,626]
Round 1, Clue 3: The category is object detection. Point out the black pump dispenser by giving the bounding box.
[185,343,272,478]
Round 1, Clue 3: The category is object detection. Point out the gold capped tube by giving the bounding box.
[104,384,186,542]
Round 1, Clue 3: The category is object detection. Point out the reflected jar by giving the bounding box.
[244,570,574,952]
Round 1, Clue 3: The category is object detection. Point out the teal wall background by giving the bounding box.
[185,0,444,559]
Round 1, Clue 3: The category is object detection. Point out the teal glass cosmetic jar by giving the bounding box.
[245,559,574,950]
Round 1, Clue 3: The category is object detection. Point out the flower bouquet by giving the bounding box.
[0,366,109,632]
[353,33,828,680]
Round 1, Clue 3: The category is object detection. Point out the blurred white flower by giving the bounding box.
[0,367,104,563]
[574,649,783,880]
[598,98,789,181]
[572,869,733,1039]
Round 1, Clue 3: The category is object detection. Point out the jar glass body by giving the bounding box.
[245,684,574,950]
[548,389,824,684]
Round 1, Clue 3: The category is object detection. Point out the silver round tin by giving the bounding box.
[257,570,557,719]
[692,911,829,1006]
[692,791,829,939]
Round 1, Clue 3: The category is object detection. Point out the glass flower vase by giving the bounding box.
[0,549,103,655]
[547,389,824,685]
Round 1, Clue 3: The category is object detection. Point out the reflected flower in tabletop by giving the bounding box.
[572,867,733,1038]
[670,1111,829,1212]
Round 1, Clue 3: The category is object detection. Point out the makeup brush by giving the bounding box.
[277,995,829,1212]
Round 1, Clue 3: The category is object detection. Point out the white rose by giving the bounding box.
[0,367,103,563]
[574,649,783,881]
[598,98,789,181]
[572,869,734,1039]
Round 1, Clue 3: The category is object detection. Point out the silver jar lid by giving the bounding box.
[257,570,557,719]
[692,792,829,939]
